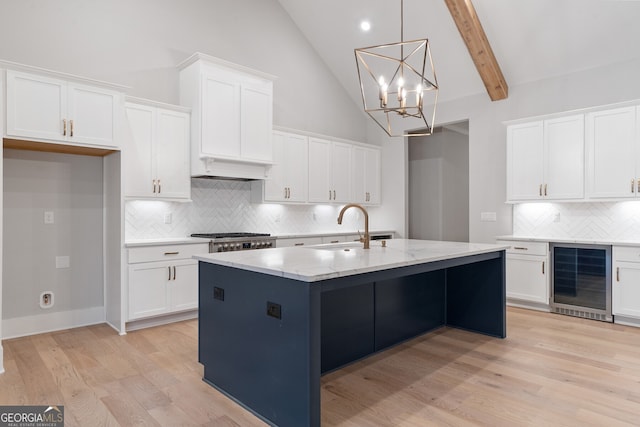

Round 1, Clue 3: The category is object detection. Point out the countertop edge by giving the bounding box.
[496,235,640,247]
[193,242,508,282]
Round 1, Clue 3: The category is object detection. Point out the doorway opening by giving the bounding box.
[408,120,469,242]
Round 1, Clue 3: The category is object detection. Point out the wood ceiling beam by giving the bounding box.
[444,0,508,101]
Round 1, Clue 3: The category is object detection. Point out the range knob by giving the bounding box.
[223,243,229,251]
[235,243,241,250]
[266,242,273,247]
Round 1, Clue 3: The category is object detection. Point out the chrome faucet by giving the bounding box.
[337,203,370,249]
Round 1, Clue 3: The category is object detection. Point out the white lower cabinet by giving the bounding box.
[497,240,549,306]
[613,246,640,320]
[127,242,208,322]
[275,236,323,248]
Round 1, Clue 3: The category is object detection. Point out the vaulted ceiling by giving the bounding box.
[277,0,640,107]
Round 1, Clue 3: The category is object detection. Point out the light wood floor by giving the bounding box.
[1,307,640,426]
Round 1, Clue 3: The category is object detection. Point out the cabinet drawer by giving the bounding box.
[128,243,209,263]
[497,240,548,256]
[613,246,640,263]
[276,237,323,248]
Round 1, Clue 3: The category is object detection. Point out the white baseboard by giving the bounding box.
[126,310,197,332]
[2,306,105,339]
[614,315,640,328]
[507,299,551,312]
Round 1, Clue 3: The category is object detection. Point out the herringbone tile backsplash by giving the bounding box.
[125,178,363,239]
[513,201,640,240]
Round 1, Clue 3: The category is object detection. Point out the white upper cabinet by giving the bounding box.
[262,131,308,203]
[507,121,544,201]
[352,145,381,205]
[6,70,121,148]
[507,115,584,202]
[124,100,191,200]
[585,106,638,199]
[179,53,276,179]
[308,138,351,203]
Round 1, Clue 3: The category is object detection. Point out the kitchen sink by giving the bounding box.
[304,242,363,251]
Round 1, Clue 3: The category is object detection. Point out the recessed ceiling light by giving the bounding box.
[360,21,371,32]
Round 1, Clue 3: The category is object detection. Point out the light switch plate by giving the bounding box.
[480,212,497,222]
[55,256,70,269]
[44,211,54,224]
[164,212,172,224]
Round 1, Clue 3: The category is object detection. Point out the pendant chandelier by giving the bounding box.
[355,0,438,137]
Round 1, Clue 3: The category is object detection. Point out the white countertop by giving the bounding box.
[193,239,509,282]
[496,235,640,247]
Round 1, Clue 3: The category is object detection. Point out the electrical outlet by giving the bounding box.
[40,291,54,309]
[44,211,54,224]
[553,212,561,222]
[266,301,282,319]
[213,287,225,301]
[164,212,172,224]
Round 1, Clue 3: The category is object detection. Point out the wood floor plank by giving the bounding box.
[2,308,640,426]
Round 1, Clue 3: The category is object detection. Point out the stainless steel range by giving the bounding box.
[191,232,275,252]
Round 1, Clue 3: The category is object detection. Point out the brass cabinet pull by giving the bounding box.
[173,266,176,280]
[330,240,340,244]
[168,266,172,281]
[158,180,161,194]
[542,261,545,275]
[153,179,157,193]
[632,179,635,193]
[539,184,542,196]
[617,267,620,282]
[637,179,639,193]
[288,187,291,199]
[63,119,67,136]
[329,190,332,200]
[294,243,304,246]
[70,119,74,137]
[164,251,179,255]
[284,187,287,199]
[333,190,336,200]
[544,184,548,196]
[513,246,528,250]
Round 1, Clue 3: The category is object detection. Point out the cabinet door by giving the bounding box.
[6,71,66,141]
[284,133,309,202]
[169,261,199,312]
[331,142,352,203]
[68,83,118,147]
[364,147,381,204]
[544,115,584,200]
[156,109,191,199]
[586,106,637,198]
[351,146,367,204]
[505,254,548,304]
[308,138,332,202]
[241,85,272,162]
[201,75,241,158]
[613,262,640,318]
[124,104,155,198]
[264,132,288,201]
[128,263,171,320]
[507,121,544,201]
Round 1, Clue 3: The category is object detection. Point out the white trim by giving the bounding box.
[176,52,278,81]
[614,315,640,328]
[1,306,105,339]
[125,96,191,113]
[125,310,197,332]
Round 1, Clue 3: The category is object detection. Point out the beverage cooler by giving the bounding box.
[550,243,612,322]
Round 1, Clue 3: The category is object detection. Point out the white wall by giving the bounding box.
[408,128,469,242]
[0,0,367,141]
[3,149,104,337]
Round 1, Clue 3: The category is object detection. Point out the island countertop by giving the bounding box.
[193,239,509,282]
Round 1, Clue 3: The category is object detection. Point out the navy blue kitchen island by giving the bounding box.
[195,239,507,427]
